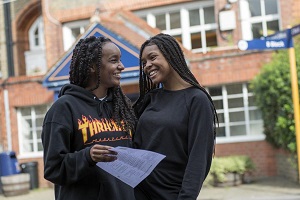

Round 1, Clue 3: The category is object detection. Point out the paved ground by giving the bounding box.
[0,176,299,200]
[198,176,300,200]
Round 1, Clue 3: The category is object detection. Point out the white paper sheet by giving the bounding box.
[97,146,166,188]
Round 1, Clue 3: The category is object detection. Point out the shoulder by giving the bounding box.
[183,87,213,108]
[46,95,76,115]
[51,95,74,108]
[133,88,161,118]
[146,88,162,96]
[184,87,209,100]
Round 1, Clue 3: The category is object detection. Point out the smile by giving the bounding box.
[148,70,158,78]
[113,73,121,78]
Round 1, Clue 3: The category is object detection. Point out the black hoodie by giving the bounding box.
[42,84,135,200]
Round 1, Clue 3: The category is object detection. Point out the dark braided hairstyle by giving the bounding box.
[69,36,137,132]
[133,33,218,143]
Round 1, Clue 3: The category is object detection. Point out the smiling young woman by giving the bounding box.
[133,33,218,200]
[42,36,136,200]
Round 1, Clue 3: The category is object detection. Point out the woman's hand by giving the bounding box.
[90,144,117,162]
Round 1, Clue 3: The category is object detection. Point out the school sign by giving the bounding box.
[238,24,300,51]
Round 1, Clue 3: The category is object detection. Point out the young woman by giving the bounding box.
[42,36,137,200]
[133,33,217,200]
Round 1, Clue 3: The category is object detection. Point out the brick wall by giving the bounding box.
[215,141,278,177]
[0,76,54,188]
[280,0,300,29]
[190,50,273,86]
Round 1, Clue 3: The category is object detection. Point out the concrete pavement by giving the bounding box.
[198,176,300,200]
[0,176,299,200]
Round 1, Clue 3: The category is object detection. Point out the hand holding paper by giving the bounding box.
[97,147,166,188]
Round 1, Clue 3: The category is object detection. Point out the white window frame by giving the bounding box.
[239,0,281,40]
[28,16,45,50]
[208,83,265,144]
[62,20,89,51]
[17,105,50,158]
[134,0,217,53]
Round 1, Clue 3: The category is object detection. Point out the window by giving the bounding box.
[63,20,89,51]
[17,105,50,157]
[25,16,47,75]
[207,83,264,142]
[240,0,280,40]
[134,1,217,53]
[28,16,45,50]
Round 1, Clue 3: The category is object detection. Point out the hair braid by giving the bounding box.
[112,87,137,131]
[69,36,137,133]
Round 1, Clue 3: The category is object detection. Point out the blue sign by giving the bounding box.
[238,38,293,51]
[291,24,300,37]
[238,24,300,51]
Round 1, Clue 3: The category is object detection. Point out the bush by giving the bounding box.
[250,35,300,153]
[206,155,255,184]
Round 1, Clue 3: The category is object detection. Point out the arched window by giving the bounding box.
[25,16,47,75]
[29,16,45,50]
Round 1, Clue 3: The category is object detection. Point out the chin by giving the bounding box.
[113,81,121,86]
[151,79,160,85]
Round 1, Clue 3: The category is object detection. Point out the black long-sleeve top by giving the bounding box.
[133,87,215,200]
[42,84,135,200]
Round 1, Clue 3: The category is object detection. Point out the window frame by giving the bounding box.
[133,0,217,53]
[62,19,90,51]
[208,83,265,144]
[239,0,281,40]
[28,16,45,50]
[17,105,50,158]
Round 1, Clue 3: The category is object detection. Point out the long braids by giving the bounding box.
[134,33,218,143]
[69,36,136,132]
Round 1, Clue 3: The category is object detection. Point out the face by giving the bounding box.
[99,42,124,88]
[141,44,176,86]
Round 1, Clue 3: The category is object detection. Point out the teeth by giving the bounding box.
[149,70,157,76]
[113,73,121,78]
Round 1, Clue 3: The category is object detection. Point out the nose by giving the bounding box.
[118,62,125,71]
[143,61,152,73]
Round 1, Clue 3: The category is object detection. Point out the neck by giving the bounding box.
[86,86,108,99]
[163,75,191,91]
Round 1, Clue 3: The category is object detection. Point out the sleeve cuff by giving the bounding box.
[85,147,97,166]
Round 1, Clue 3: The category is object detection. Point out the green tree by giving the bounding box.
[251,36,300,154]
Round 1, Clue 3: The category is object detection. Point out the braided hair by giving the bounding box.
[69,36,137,132]
[133,33,218,142]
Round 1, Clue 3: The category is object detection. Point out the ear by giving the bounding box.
[90,65,97,73]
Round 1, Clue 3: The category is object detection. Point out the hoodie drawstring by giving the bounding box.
[95,97,112,118]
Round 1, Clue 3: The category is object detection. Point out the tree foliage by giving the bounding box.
[251,36,300,154]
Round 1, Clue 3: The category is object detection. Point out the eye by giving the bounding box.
[110,59,118,63]
[150,55,157,61]
[141,60,146,67]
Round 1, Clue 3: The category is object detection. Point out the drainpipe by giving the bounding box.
[4,0,15,76]
[4,89,12,151]
[0,78,12,151]
[3,0,14,151]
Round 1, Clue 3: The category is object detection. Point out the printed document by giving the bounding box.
[97,146,166,188]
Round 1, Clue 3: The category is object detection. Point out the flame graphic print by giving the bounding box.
[77,115,126,144]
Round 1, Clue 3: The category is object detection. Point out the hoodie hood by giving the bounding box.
[58,84,113,118]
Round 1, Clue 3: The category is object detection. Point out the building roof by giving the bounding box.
[42,4,194,92]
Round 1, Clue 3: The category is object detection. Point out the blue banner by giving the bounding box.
[238,24,300,51]
[291,24,300,37]
[238,38,293,51]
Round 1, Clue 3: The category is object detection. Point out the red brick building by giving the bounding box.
[0,0,299,188]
